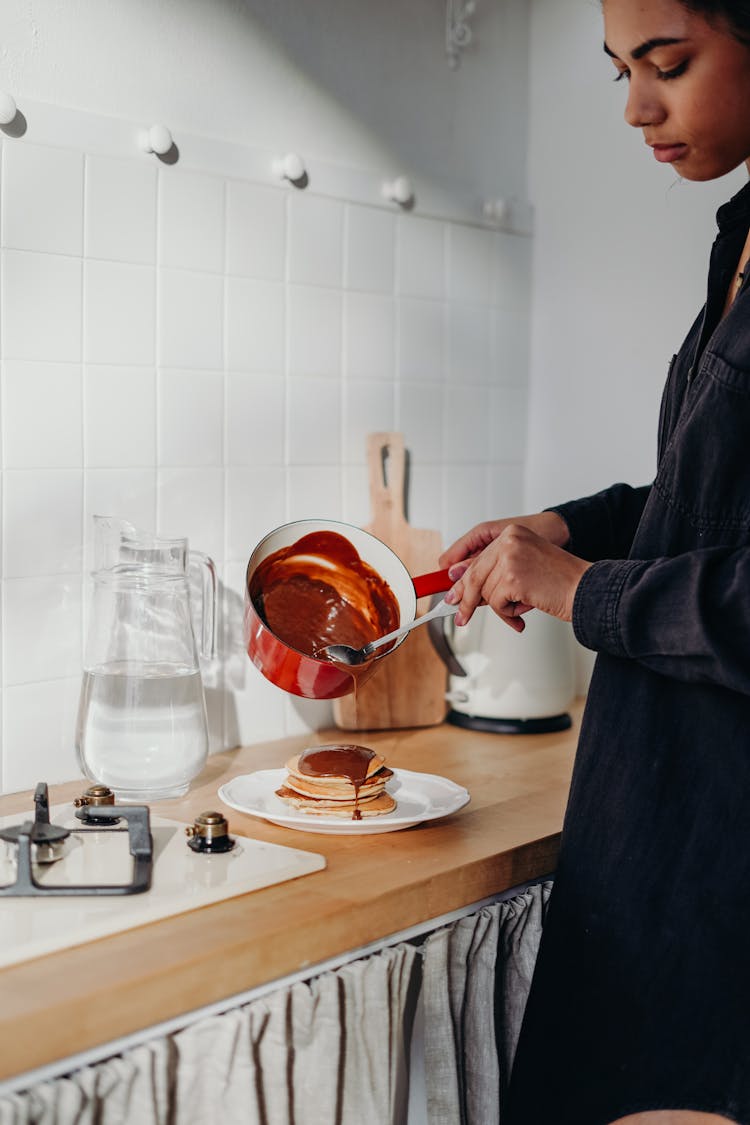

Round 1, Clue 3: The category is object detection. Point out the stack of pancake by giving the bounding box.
[275,743,396,820]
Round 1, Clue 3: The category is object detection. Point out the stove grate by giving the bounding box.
[0,783,153,897]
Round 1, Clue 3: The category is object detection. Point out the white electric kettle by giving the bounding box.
[430,605,577,734]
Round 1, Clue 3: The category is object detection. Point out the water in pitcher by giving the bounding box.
[75,663,209,801]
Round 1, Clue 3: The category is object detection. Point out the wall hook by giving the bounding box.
[140,124,174,157]
[482,198,509,226]
[382,176,415,209]
[273,152,307,187]
[446,0,477,69]
[0,93,18,126]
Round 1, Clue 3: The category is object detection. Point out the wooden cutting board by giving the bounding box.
[333,433,448,731]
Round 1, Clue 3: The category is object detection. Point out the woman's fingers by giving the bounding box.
[444,523,589,627]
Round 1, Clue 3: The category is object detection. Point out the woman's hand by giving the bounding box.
[441,520,590,632]
[439,510,571,573]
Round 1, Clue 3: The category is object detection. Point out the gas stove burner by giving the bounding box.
[0,783,70,864]
[185,811,236,854]
[0,820,69,864]
[0,781,153,897]
[74,784,122,826]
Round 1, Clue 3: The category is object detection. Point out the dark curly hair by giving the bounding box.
[678,1,750,42]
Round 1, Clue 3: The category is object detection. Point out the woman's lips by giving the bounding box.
[651,143,688,164]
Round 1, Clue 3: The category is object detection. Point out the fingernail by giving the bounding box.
[448,563,467,581]
[444,589,457,605]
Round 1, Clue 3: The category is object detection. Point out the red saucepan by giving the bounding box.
[244,519,452,700]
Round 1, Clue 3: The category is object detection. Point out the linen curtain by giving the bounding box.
[0,881,551,1125]
[421,879,553,1125]
[0,943,420,1125]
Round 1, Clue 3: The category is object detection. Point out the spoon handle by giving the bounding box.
[368,598,458,653]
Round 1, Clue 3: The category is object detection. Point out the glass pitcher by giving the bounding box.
[75,516,217,802]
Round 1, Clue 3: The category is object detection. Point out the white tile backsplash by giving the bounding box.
[83,469,158,546]
[3,362,82,468]
[3,575,82,685]
[159,169,225,273]
[157,466,225,551]
[399,298,445,382]
[4,470,83,578]
[448,302,492,385]
[344,292,395,381]
[288,193,344,288]
[448,223,493,305]
[84,260,156,365]
[490,386,529,463]
[2,143,83,256]
[3,678,82,790]
[444,385,491,465]
[159,269,224,369]
[225,277,285,373]
[226,466,286,562]
[0,120,531,794]
[287,465,343,522]
[287,375,341,465]
[85,155,157,264]
[341,463,369,525]
[2,251,83,362]
[396,382,443,465]
[85,366,156,467]
[343,379,395,464]
[287,284,342,378]
[442,464,489,546]
[398,215,446,299]
[158,369,224,466]
[226,181,286,281]
[225,372,285,466]
[345,205,395,294]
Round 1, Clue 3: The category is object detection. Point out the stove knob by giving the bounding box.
[74,785,120,825]
[74,785,115,808]
[185,811,235,854]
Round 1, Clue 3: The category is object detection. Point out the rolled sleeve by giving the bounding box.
[571,559,644,655]
[547,483,651,562]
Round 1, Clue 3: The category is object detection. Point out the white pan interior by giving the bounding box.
[248,519,418,626]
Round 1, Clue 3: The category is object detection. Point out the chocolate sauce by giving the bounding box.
[249,531,400,662]
[298,744,378,821]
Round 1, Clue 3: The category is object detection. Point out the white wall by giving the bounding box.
[1,0,530,203]
[526,0,746,510]
[0,0,534,793]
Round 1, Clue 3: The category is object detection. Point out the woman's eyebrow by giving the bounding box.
[603,36,686,61]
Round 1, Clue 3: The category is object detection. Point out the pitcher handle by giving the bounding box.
[189,551,217,661]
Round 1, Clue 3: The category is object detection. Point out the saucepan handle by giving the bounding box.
[412,568,453,599]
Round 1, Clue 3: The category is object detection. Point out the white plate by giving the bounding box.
[218,767,470,835]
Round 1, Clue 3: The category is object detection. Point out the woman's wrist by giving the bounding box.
[535,509,571,549]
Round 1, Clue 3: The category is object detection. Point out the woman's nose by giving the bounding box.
[624,81,665,128]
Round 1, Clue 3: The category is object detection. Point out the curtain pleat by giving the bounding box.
[421,880,552,1125]
[0,1041,172,1125]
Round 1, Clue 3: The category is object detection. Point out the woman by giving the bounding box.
[441,2,750,1123]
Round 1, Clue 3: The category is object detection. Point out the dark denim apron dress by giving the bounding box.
[506,180,750,1125]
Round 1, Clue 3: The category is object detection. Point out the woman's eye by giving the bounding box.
[656,59,688,80]
[613,68,630,83]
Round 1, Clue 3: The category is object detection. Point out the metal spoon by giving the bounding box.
[319,598,458,666]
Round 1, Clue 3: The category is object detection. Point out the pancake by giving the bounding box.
[275,743,396,820]
[283,766,393,802]
[275,787,397,819]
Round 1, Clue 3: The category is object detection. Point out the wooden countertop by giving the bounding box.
[0,702,582,1085]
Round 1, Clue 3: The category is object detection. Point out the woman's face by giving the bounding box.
[603,0,750,180]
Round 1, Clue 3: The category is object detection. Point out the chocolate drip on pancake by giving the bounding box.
[299,745,376,820]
